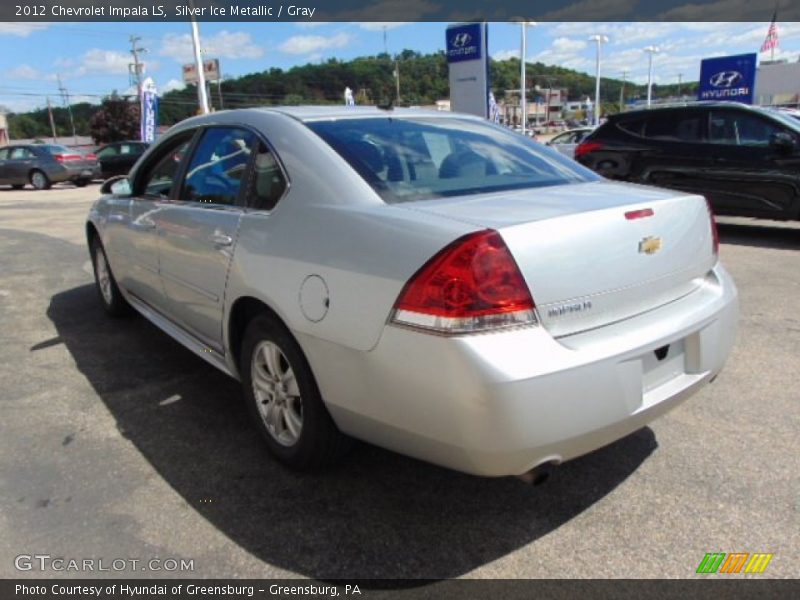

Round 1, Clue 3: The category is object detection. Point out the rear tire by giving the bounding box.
[30,170,51,190]
[241,314,351,469]
[75,179,89,187]
[90,238,132,317]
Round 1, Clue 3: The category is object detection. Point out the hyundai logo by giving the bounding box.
[451,33,472,48]
[709,70,743,88]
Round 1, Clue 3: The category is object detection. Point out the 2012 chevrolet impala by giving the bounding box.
[86,107,738,477]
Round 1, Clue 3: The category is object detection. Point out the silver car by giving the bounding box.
[86,107,738,477]
[546,127,595,158]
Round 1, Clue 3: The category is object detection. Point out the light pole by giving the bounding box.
[588,34,608,127]
[189,0,209,115]
[619,69,628,113]
[519,21,536,135]
[644,45,660,108]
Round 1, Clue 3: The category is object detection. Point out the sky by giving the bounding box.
[0,20,798,112]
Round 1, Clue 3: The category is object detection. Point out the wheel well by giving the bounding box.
[86,222,99,248]
[228,297,286,372]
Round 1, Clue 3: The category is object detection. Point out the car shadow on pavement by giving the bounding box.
[46,283,658,580]
[717,221,800,250]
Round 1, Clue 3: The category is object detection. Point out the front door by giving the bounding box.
[0,147,10,184]
[155,126,257,351]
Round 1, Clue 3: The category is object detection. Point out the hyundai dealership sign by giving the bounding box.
[446,23,489,118]
[698,53,757,104]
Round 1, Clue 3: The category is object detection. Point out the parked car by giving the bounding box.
[0,144,99,190]
[87,107,737,477]
[95,141,149,179]
[546,127,594,157]
[575,102,800,220]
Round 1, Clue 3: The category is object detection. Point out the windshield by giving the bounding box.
[307,117,599,204]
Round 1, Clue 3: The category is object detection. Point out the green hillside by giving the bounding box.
[7,51,699,139]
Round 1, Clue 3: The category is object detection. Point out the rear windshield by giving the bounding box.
[307,117,599,204]
[42,145,72,154]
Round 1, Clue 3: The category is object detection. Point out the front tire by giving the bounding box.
[75,179,89,187]
[30,170,51,190]
[90,238,131,317]
[241,314,350,469]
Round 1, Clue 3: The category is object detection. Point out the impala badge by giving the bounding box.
[639,236,662,255]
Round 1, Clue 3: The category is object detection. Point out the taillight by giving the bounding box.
[574,140,603,159]
[54,154,82,163]
[391,230,537,334]
[85,153,97,161]
[705,197,719,257]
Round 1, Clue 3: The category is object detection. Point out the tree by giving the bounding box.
[90,93,139,144]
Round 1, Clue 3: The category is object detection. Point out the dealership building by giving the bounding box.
[755,60,800,107]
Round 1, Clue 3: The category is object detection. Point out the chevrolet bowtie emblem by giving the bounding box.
[639,236,662,255]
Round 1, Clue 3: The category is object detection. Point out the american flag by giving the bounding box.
[760,12,779,53]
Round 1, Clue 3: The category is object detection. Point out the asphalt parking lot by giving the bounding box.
[0,183,797,580]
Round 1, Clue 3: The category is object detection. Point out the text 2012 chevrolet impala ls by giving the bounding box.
[86,107,738,477]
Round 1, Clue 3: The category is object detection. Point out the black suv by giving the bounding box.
[576,102,800,220]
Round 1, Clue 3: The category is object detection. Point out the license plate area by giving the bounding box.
[642,339,686,393]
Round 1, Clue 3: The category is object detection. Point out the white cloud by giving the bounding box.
[355,22,408,32]
[278,32,352,55]
[551,37,588,53]
[161,78,186,93]
[6,64,53,80]
[0,22,50,37]
[159,30,264,64]
[73,49,149,77]
[493,49,520,61]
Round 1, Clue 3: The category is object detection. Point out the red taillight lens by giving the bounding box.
[85,153,97,160]
[54,154,82,163]
[391,230,537,334]
[574,140,603,159]
[705,197,719,257]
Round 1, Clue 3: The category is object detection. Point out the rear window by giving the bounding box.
[645,112,703,142]
[42,145,71,155]
[307,117,598,204]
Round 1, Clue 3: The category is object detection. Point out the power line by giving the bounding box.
[56,75,78,145]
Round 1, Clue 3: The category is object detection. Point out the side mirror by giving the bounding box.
[101,175,131,196]
[770,131,796,153]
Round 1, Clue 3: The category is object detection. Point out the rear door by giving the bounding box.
[155,126,258,350]
[632,108,711,193]
[702,107,800,218]
[6,146,37,184]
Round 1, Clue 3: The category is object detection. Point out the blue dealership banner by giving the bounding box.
[446,23,483,63]
[697,53,757,104]
[446,23,490,119]
[140,77,159,143]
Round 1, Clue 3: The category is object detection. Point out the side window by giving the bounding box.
[10,147,33,159]
[248,141,287,211]
[0,148,9,160]
[617,116,647,136]
[709,111,784,146]
[644,112,703,142]
[119,144,133,155]
[139,136,191,199]
[96,146,118,158]
[181,127,256,206]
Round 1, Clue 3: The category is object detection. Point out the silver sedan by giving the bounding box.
[86,107,738,477]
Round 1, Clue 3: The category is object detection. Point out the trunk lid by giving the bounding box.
[400,181,716,337]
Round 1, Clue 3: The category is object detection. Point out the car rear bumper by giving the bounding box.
[54,164,101,182]
[304,264,738,477]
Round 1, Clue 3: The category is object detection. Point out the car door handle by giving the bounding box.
[209,232,233,246]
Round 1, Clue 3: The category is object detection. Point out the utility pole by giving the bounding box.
[57,76,78,145]
[129,35,146,103]
[394,61,400,104]
[677,73,683,98]
[46,97,58,142]
[619,70,628,112]
[217,75,224,110]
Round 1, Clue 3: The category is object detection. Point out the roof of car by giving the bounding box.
[613,102,771,119]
